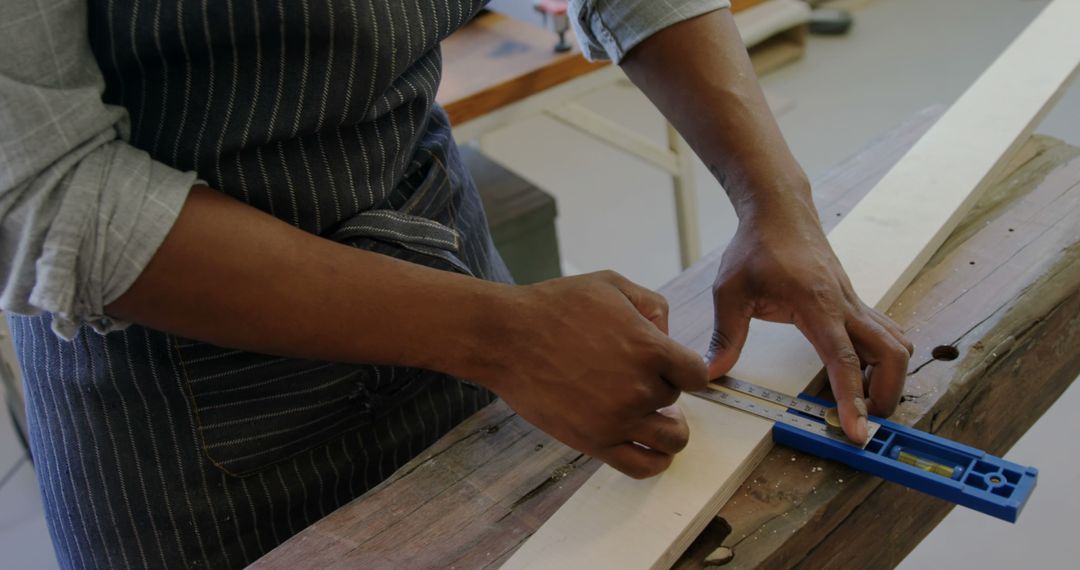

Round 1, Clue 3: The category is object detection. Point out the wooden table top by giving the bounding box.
[436,1,769,126]
[436,10,607,126]
[253,108,1080,568]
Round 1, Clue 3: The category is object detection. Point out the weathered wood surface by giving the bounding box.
[675,132,1080,569]
[437,10,607,126]
[253,109,1080,569]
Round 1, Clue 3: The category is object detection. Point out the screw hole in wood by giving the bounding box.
[932,345,960,361]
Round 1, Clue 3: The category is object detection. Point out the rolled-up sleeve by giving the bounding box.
[0,0,195,339]
[568,0,731,63]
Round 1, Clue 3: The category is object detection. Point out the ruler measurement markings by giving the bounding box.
[691,377,880,449]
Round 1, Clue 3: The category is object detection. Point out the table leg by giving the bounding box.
[668,123,701,268]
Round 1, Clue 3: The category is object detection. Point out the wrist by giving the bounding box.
[733,179,821,235]
[426,278,522,389]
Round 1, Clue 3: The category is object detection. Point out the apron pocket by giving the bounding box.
[330,147,477,275]
[173,339,425,477]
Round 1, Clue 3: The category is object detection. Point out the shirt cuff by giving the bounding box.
[29,140,195,339]
[569,0,731,64]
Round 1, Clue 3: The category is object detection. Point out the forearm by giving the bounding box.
[107,185,508,378]
[621,9,816,227]
[624,10,912,437]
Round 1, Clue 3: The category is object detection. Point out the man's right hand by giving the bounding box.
[106,188,704,478]
[475,271,708,479]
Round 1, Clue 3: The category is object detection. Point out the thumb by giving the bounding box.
[706,286,752,379]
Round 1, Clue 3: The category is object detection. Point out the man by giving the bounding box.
[0,0,911,567]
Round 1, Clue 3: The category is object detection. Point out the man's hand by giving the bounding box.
[618,9,913,444]
[706,205,913,444]
[477,271,708,479]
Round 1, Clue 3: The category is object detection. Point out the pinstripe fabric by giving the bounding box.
[13,310,497,568]
[13,0,512,568]
[87,0,490,248]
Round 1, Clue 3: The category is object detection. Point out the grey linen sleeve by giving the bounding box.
[0,0,195,339]
[568,0,731,63]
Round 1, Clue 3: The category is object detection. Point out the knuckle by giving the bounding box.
[599,269,625,285]
[834,347,862,370]
[658,425,689,453]
[659,386,680,408]
[810,285,845,316]
[643,334,671,364]
[654,293,670,314]
[627,381,656,408]
[811,283,836,305]
[709,328,734,352]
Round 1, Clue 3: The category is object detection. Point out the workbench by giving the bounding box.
[252,106,1079,568]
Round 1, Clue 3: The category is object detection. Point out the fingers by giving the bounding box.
[796,312,869,444]
[866,307,914,355]
[601,270,670,334]
[628,406,690,455]
[635,375,680,411]
[653,334,709,392]
[706,282,752,379]
[849,315,910,418]
[603,406,689,478]
[597,443,675,480]
[607,271,706,391]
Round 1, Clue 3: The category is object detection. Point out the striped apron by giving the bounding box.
[9,1,510,567]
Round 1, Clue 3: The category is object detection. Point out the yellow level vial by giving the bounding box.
[897,451,957,478]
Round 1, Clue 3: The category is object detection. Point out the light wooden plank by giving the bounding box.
[503,1,1080,568]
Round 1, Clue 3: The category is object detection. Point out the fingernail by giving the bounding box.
[856,416,869,444]
[853,397,868,418]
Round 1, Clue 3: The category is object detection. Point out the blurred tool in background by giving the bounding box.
[809,7,854,35]
[534,0,573,52]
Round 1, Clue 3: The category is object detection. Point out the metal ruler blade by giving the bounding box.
[689,376,880,449]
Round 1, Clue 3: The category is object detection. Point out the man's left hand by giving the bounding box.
[705,203,913,444]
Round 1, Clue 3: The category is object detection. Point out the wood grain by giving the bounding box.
[252,109,1080,569]
[252,107,935,570]
[505,1,1080,567]
[674,136,1080,568]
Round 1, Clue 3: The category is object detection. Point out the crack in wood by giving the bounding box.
[508,453,587,511]
[345,424,535,552]
[391,410,519,480]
